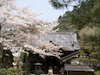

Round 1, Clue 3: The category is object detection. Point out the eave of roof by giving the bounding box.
[61,51,79,62]
[64,64,94,72]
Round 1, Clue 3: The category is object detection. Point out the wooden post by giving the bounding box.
[67,70,68,75]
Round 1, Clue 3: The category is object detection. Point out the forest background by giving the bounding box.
[50,0,100,71]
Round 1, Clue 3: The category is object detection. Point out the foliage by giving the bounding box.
[78,26,100,70]
[52,0,100,30]
[95,71,100,75]
[50,0,64,9]
[0,44,3,67]
[50,0,82,9]
[50,0,100,70]
[1,50,14,68]
[20,52,30,71]
[0,67,17,75]
[0,0,62,58]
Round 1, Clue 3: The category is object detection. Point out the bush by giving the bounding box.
[95,71,100,75]
[0,67,18,75]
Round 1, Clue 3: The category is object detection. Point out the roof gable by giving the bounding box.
[38,31,80,51]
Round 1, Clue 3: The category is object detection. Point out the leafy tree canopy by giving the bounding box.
[50,0,100,70]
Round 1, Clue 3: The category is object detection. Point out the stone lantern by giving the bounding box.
[34,63,44,75]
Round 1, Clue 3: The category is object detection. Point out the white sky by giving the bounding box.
[16,0,73,22]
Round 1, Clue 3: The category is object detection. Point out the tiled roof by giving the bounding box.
[64,64,94,72]
[38,31,80,51]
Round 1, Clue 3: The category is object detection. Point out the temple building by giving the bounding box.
[2,30,94,75]
[29,31,79,73]
[28,30,94,75]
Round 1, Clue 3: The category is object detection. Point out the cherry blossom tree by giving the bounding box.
[0,0,61,58]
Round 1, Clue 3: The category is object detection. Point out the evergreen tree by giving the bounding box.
[50,0,100,70]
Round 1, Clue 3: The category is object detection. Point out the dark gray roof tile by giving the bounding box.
[38,31,80,51]
[64,64,94,72]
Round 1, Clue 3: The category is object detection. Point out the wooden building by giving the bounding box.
[2,30,94,75]
[29,30,81,74]
[64,64,94,75]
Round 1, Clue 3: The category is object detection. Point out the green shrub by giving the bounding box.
[95,71,100,75]
[0,67,18,75]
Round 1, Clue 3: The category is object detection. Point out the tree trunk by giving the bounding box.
[0,24,1,37]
